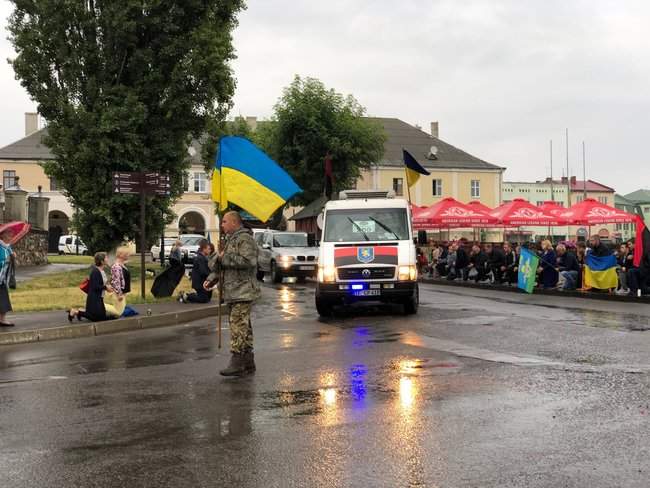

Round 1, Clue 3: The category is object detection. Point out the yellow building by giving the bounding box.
[356,118,504,210]
[0,113,219,251]
[290,118,505,241]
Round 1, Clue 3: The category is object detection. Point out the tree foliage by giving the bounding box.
[256,76,386,206]
[8,0,244,251]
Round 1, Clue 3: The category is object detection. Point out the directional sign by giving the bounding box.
[112,171,142,194]
[112,171,171,195]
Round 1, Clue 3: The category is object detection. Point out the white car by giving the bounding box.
[151,238,177,262]
[179,234,207,264]
[58,235,89,255]
[257,230,319,283]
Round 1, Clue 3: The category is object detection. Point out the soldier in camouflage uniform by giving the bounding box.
[205,211,261,376]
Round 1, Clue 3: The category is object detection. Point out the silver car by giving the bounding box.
[257,231,318,283]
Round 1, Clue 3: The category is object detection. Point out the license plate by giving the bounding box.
[299,266,314,270]
[353,289,380,297]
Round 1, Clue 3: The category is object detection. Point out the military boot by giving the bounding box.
[219,353,247,377]
[242,351,256,374]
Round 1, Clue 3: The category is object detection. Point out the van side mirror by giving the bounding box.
[262,243,270,250]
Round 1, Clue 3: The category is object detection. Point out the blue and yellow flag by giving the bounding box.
[211,136,302,222]
[584,253,618,290]
[403,149,430,188]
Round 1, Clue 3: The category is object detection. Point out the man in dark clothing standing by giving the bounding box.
[486,243,506,284]
[180,239,212,303]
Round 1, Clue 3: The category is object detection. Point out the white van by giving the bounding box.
[58,235,89,255]
[315,190,418,316]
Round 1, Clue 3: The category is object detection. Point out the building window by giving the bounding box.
[49,177,59,191]
[616,223,622,231]
[598,196,608,204]
[624,223,630,231]
[183,173,190,192]
[470,180,480,198]
[3,170,16,189]
[432,179,442,197]
[536,201,544,206]
[576,195,584,203]
[193,172,207,193]
[644,207,650,213]
[393,178,403,196]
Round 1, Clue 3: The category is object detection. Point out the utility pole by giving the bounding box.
[565,128,570,207]
[582,141,587,200]
[549,140,554,201]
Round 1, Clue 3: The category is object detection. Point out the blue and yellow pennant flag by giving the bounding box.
[518,248,539,294]
[403,149,430,188]
[584,253,618,290]
[212,136,302,222]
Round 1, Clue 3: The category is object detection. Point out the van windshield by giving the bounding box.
[323,208,409,242]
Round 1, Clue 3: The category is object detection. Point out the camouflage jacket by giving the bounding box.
[208,227,261,303]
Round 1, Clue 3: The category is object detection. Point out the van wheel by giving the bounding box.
[271,262,282,284]
[315,297,333,317]
[403,285,419,315]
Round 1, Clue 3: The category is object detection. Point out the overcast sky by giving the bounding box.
[1,0,649,194]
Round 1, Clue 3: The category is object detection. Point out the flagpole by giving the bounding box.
[216,208,223,349]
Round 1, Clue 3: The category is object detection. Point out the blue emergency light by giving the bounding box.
[351,284,364,291]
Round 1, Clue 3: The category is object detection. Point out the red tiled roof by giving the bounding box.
[570,179,615,192]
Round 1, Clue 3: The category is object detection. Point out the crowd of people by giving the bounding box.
[417,235,649,296]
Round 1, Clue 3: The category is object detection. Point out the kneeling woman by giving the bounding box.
[69,252,121,322]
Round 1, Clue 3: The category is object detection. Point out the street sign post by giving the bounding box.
[112,171,171,300]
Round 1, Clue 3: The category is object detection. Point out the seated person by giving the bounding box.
[486,243,505,284]
[556,244,580,290]
[502,242,518,285]
[465,244,488,282]
[179,239,213,303]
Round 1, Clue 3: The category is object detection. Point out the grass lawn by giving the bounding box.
[47,254,94,265]
[12,263,193,312]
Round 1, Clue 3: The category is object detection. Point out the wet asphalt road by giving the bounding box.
[1,282,650,487]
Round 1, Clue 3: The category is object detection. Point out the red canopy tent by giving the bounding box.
[413,197,499,230]
[559,198,639,226]
[539,201,566,217]
[467,200,493,214]
[489,198,569,226]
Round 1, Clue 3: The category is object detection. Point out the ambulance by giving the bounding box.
[315,190,418,317]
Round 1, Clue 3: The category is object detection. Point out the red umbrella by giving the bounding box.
[413,197,499,230]
[539,201,566,217]
[0,221,31,245]
[559,198,638,225]
[467,200,493,214]
[489,198,568,226]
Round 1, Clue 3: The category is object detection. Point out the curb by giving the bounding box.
[419,278,650,304]
[0,305,222,346]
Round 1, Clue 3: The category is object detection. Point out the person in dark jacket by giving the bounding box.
[69,252,119,322]
[556,244,580,290]
[486,243,506,284]
[589,235,610,257]
[537,239,558,288]
[179,239,212,303]
[465,244,488,282]
[501,242,518,285]
[455,243,470,280]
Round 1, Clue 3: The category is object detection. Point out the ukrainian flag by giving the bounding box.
[584,253,618,289]
[211,136,302,222]
[403,149,430,188]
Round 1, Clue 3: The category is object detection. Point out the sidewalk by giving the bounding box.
[16,263,89,283]
[0,301,221,346]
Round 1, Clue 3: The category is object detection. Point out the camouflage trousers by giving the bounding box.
[229,301,253,354]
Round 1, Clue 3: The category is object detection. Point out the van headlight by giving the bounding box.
[398,265,417,281]
[318,265,336,283]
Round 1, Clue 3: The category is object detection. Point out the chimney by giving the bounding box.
[430,121,439,138]
[570,176,577,186]
[25,112,39,136]
[245,116,258,131]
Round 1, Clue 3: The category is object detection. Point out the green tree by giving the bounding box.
[8,0,244,251]
[257,76,386,206]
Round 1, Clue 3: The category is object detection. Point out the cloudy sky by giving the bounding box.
[1,0,649,194]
